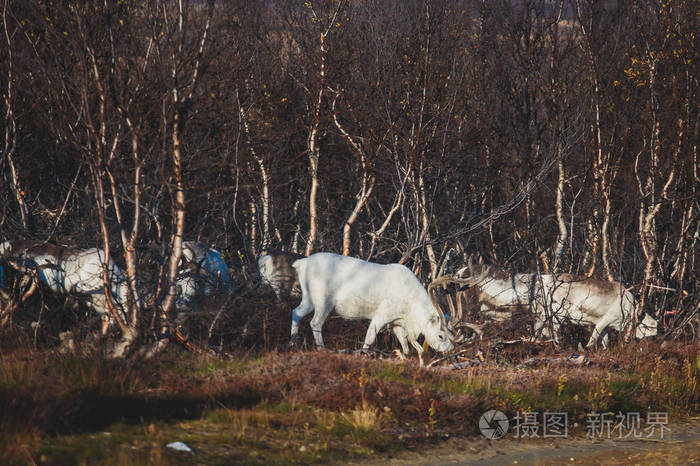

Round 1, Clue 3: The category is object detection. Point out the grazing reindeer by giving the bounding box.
[456,256,657,348]
[531,274,657,349]
[291,252,454,365]
[175,241,234,317]
[454,256,536,322]
[257,250,304,300]
[0,240,129,333]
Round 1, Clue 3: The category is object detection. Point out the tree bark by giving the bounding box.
[552,143,567,273]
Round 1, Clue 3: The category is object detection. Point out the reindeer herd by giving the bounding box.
[448,257,657,349]
[0,240,657,362]
[0,240,234,334]
[259,250,657,364]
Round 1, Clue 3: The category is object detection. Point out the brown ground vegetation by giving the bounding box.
[0,310,698,464]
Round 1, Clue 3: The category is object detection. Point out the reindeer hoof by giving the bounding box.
[288,335,301,349]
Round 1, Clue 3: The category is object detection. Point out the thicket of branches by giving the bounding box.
[1,0,698,342]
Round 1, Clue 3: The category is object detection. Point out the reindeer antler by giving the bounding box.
[428,275,483,343]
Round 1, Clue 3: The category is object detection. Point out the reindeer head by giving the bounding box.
[428,273,483,346]
[422,307,455,353]
[417,289,455,353]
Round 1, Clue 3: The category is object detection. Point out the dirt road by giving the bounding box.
[358,422,700,465]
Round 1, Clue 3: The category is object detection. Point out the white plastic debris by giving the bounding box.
[166,442,194,453]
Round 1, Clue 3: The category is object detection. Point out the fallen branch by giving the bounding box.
[427,340,481,368]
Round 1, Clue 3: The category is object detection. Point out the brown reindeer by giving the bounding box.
[257,250,304,300]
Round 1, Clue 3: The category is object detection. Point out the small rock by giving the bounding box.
[166,441,193,453]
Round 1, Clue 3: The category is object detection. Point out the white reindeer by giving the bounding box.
[454,257,535,322]
[0,240,129,333]
[456,256,658,348]
[531,274,657,348]
[290,252,454,365]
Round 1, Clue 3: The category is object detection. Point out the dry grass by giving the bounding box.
[341,401,381,433]
[0,325,698,464]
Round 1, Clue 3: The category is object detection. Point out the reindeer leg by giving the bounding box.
[531,309,547,343]
[586,315,616,349]
[362,304,391,351]
[361,319,382,353]
[551,321,561,347]
[290,297,313,347]
[309,303,331,349]
[410,339,425,367]
[392,325,410,357]
[536,318,560,346]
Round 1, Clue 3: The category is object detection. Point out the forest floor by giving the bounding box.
[0,329,698,465]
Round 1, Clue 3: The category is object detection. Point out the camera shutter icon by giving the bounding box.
[479,410,509,439]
